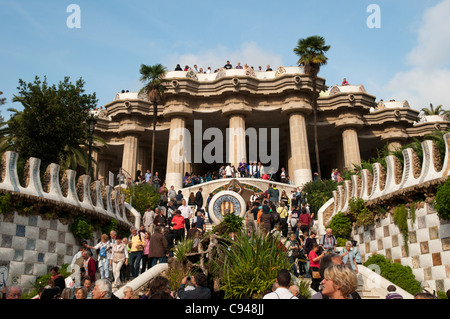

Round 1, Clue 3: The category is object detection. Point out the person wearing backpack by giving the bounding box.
[87,234,111,280]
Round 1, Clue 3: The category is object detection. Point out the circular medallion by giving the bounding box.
[208,190,247,225]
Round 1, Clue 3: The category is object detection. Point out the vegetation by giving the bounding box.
[0,76,101,175]
[217,231,291,299]
[364,254,421,295]
[70,215,94,240]
[393,204,412,255]
[328,212,353,244]
[420,103,449,118]
[22,264,71,299]
[302,178,337,214]
[211,212,244,235]
[294,35,330,179]
[434,177,450,221]
[122,182,161,215]
[138,64,168,182]
[348,197,377,227]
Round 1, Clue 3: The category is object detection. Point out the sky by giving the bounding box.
[1,0,449,118]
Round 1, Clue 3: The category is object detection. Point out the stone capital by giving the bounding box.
[335,114,364,130]
[281,99,312,116]
[162,104,193,120]
[221,103,252,118]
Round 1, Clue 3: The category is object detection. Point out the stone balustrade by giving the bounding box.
[0,151,134,229]
[321,133,450,220]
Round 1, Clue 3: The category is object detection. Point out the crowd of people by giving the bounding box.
[1,174,445,300]
[174,60,275,74]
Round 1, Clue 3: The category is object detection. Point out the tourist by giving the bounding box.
[277,201,289,237]
[59,287,73,299]
[266,65,273,71]
[178,273,211,299]
[194,209,206,233]
[340,241,358,273]
[285,232,301,277]
[351,240,362,264]
[269,184,280,207]
[145,169,151,183]
[141,231,151,273]
[87,234,111,280]
[288,205,300,236]
[289,285,300,298]
[245,203,257,234]
[92,278,112,299]
[149,226,169,268]
[341,78,349,86]
[171,209,185,243]
[142,275,173,299]
[4,285,22,299]
[128,226,145,278]
[308,243,325,291]
[153,171,161,190]
[122,286,134,299]
[311,252,361,299]
[110,235,128,288]
[83,277,93,299]
[386,285,403,299]
[50,266,66,294]
[299,207,312,236]
[120,237,131,283]
[167,185,177,201]
[236,62,243,69]
[179,198,193,235]
[319,228,337,253]
[263,269,298,299]
[175,64,182,71]
[320,264,358,299]
[82,250,97,283]
[143,205,155,235]
[260,200,273,237]
[154,207,167,227]
[224,60,232,69]
[194,187,204,211]
[75,287,88,299]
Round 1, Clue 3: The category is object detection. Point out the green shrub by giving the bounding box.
[329,212,353,240]
[303,179,337,214]
[70,215,94,240]
[0,192,12,214]
[348,197,376,226]
[123,183,161,214]
[434,178,450,221]
[364,254,421,295]
[218,231,291,299]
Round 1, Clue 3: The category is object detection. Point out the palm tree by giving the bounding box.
[421,103,449,118]
[139,63,168,184]
[294,35,330,179]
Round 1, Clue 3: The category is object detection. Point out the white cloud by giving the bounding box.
[385,0,450,111]
[163,42,284,72]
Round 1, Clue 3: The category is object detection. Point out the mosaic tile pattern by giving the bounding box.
[0,212,100,290]
[353,204,450,293]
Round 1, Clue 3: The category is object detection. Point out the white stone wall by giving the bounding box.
[353,203,450,293]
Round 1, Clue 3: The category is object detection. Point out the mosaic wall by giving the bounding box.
[353,203,450,293]
[0,211,100,291]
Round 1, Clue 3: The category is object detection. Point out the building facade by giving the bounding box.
[92,66,449,191]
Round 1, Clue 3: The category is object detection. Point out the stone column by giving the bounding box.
[136,146,146,173]
[163,105,192,191]
[341,127,361,169]
[121,134,139,180]
[228,114,247,168]
[222,102,251,169]
[282,98,313,186]
[288,112,312,185]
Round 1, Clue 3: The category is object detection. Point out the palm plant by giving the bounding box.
[421,103,449,118]
[294,36,330,179]
[139,64,168,182]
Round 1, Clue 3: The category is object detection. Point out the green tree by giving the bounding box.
[294,35,330,178]
[123,182,161,215]
[0,76,98,173]
[139,64,168,182]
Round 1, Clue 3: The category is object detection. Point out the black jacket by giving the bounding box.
[178,284,211,299]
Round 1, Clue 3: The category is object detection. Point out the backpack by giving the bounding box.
[99,243,108,258]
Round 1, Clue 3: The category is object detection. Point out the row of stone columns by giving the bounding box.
[99,103,365,190]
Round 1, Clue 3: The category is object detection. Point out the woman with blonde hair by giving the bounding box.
[321,264,358,299]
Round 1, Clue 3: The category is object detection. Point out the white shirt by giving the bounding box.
[143,210,155,226]
[263,287,298,299]
[179,204,193,219]
[225,165,233,176]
